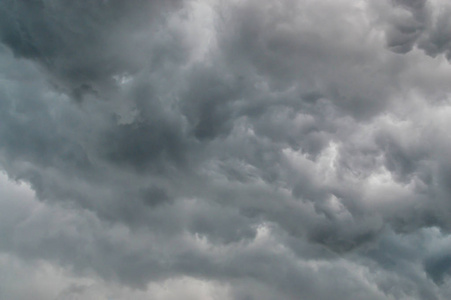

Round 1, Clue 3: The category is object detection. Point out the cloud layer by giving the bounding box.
[1,0,451,299]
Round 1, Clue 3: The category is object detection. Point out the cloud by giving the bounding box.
[373,0,451,59]
[1,0,451,299]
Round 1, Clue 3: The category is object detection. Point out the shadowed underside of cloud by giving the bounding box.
[1,0,451,299]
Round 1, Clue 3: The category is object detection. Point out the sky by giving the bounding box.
[1,0,451,299]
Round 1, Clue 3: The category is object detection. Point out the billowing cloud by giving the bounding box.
[1,0,451,299]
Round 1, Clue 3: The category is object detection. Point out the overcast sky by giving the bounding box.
[1,0,451,299]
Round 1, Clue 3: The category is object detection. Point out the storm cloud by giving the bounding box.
[1,0,451,299]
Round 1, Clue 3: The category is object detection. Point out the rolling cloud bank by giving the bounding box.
[1,0,451,299]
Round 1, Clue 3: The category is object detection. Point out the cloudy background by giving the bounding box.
[1,0,451,299]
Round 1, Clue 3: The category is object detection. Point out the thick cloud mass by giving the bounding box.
[1,0,451,299]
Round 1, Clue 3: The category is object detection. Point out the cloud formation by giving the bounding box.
[1,0,451,299]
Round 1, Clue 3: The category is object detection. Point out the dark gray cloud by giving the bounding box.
[373,0,451,59]
[1,0,451,299]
